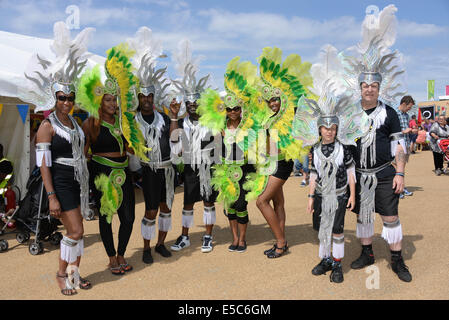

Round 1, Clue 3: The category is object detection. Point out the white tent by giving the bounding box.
[0,30,105,198]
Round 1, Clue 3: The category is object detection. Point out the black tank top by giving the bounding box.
[51,133,74,160]
[91,125,124,154]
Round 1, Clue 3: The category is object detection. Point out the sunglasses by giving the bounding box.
[57,95,75,102]
[226,106,241,112]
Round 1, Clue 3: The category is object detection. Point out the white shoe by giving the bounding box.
[201,235,213,253]
[170,235,190,251]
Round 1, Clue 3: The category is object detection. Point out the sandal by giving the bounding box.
[79,277,92,289]
[264,244,277,255]
[56,272,77,296]
[267,242,289,259]
[120,263,133,272]
[109,265,125,276]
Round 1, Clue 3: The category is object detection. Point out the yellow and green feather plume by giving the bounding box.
[105,43,150,161]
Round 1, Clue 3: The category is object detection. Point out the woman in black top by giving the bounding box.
[37,91,91,295]
[82,94,135,275]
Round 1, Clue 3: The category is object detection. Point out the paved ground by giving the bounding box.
[0,149,448,300]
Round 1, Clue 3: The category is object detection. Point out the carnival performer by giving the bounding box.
[340,5,412,282]
[20,22,94,295]
[78,43,148,275]
[169,39,218,253]
[127,27,175,263]
[243,47,313,259]
[294,45,369,283]
[197,57,261,253]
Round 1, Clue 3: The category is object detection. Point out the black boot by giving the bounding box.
[330,260,344,283]
[312,257,333,275]
[391,253,412,282]
[350,246,375,269]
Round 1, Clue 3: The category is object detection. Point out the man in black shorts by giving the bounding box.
[350,79,412,282]
[169,62,218,253]
[342,5,412,283]
[135,67,175,264]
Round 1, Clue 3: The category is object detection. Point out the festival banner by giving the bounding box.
[0,103,3,118]
[427,80,435,100]
[446,85,449,96]
[16,104,29,124]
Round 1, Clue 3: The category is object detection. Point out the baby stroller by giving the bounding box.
[438,139,449,161]
[1,167,62,255]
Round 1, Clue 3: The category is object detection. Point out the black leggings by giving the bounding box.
[90,159,135,257]
[433,152,444,170]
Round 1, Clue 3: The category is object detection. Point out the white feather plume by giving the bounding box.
[172,39,202,77]
[127,26,165,70]
[311,45,346,98]
[360,4,398,54]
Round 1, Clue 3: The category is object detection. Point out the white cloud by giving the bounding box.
[398,20,449,37]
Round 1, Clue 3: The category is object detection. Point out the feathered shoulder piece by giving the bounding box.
[293,45,370,146]
[20,21,94,111]
[256,47,313,161]
[339,4,407,106]
[106,43,149,160]
[77,43,150,160]
[197,57,260,135]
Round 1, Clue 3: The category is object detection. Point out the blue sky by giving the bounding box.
[1,0,448,103]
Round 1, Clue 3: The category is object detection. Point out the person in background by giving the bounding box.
[429,115,449,176]
[396,96,415,199]
[408,115,418,154]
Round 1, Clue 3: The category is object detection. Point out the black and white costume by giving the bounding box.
[136,110,175,239]
[311,141,354,259]
[172,115,218,228]
[351,101,405,243]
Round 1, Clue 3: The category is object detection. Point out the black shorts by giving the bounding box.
[312,194,347,234]
[141,166,168,211]
[51,163,80,212]
[409,133,417,143]
[353,174,399,216]
[183,165,217,205]
[271,160,293,181]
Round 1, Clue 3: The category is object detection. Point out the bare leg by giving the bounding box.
[256,176,287,254]
[238,222,248,246]
[58,207,84,294]
[272,189,286,235]
[229,219,239,246]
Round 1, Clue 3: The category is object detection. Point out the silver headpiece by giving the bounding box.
[340,4,407,106]
[19,21,94,112]
[127,27,169,112]
[293,45,370,146]
[171,39,211,108]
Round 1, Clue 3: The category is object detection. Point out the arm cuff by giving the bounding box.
[36,143,52,167]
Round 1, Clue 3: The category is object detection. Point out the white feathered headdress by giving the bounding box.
[294,45,370,146]
[340,4,407,106]
[127,26,169,112]
[19,21,94,112]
